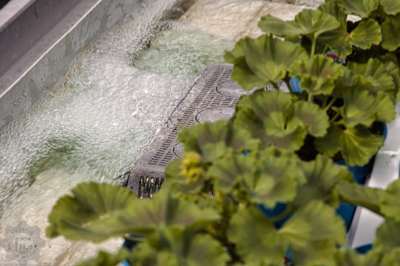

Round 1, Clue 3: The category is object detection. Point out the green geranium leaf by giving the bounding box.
[295,155,352,206]
[259,9,340,40]
[382,15,400,51]
[381,0,400,15]
[279,201,346,266]
[350,59,396,96]
[319,0,347,26]
[337,181,382,214]
[247,148,305,206]
[375,219,400,250]
[46,182,139,242]
[258,15,302,38]
[338,0,379,17]
[234,91,306,151]
[383,61,400,102]
[290,55,345,96]
[315,125,342,157]
[207,151,256,193]
[349,19,382,49]
[294,100,329,137]
[77,250,133,266]
[120,187,219,234]
[318,27,353,57]
[133,229,229,266]
[178,120,230,162]
[341,90,396,127]
[380,179,400,222]
[382,248,400,266]
[334,249,383,266]
[339,126,383,166]
[229,207,287,265]
[47,183,219,242]
[165,158,204,194]
[316,126,384,166]
[241,35,307,83]
[225,39,266,90]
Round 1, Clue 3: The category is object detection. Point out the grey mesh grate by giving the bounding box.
[121,64,245,198]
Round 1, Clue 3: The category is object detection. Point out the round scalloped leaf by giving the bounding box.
[316,125,384,166]
[290,55,345,96]
[225,39,266,90]
[375,219,400,250]
[228,207,287,265]
[249,148,305,206]
[384,61,400,101]
[381,0,400,15]
[46,182,139,242]
[318,27,353,57]
[380,179,400,222]
[278,201,346,266]
[47,183,219,242]
[295,155,352,206]
[334,249,383,266]
[178,120,230,162]
[165,158,204,194]
[234,91,307,151]
[258,15,302,38]
[341,90,396,127]
[338,0,379,17]
[349,59,396,96]
[382,15,400,51]
[319,0,348,26]
[259,9,340,40]
[381,249,400,266]
[241,35,307,83]
[207,151,256,193]
[133,229,230,266]
[294,101,329,137]
[293,9,341,38]
[349,19,382,49]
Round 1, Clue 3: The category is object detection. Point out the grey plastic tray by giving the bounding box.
[121,64,244,198]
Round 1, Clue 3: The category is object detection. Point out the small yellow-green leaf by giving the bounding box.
[381,0,400,15]
[290,55,345,96]
[338,0,379,18]
[382,15,400,51]
[229,207,287,265]
[296,155,352,206]
[349,19,382,49]
[294,101,330,137]
[47,183,219,243]
[234,91,307,151]
[279,201,346,266]
[242,35,308,83]
[316,126,384,166]
[380,179,400,222]
[133,229,230,266]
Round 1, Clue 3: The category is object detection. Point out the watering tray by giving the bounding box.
[120,64,244,198]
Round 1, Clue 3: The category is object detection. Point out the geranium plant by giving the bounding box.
[46,0,400,265]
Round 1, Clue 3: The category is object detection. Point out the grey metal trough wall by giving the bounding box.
[0,0,148,131]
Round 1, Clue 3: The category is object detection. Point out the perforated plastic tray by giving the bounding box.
[121,64,245,198]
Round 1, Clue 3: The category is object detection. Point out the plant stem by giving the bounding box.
[324,97,336,111]
[307,93,313,102]
[311,36,317,56]
[337,181,383,217]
